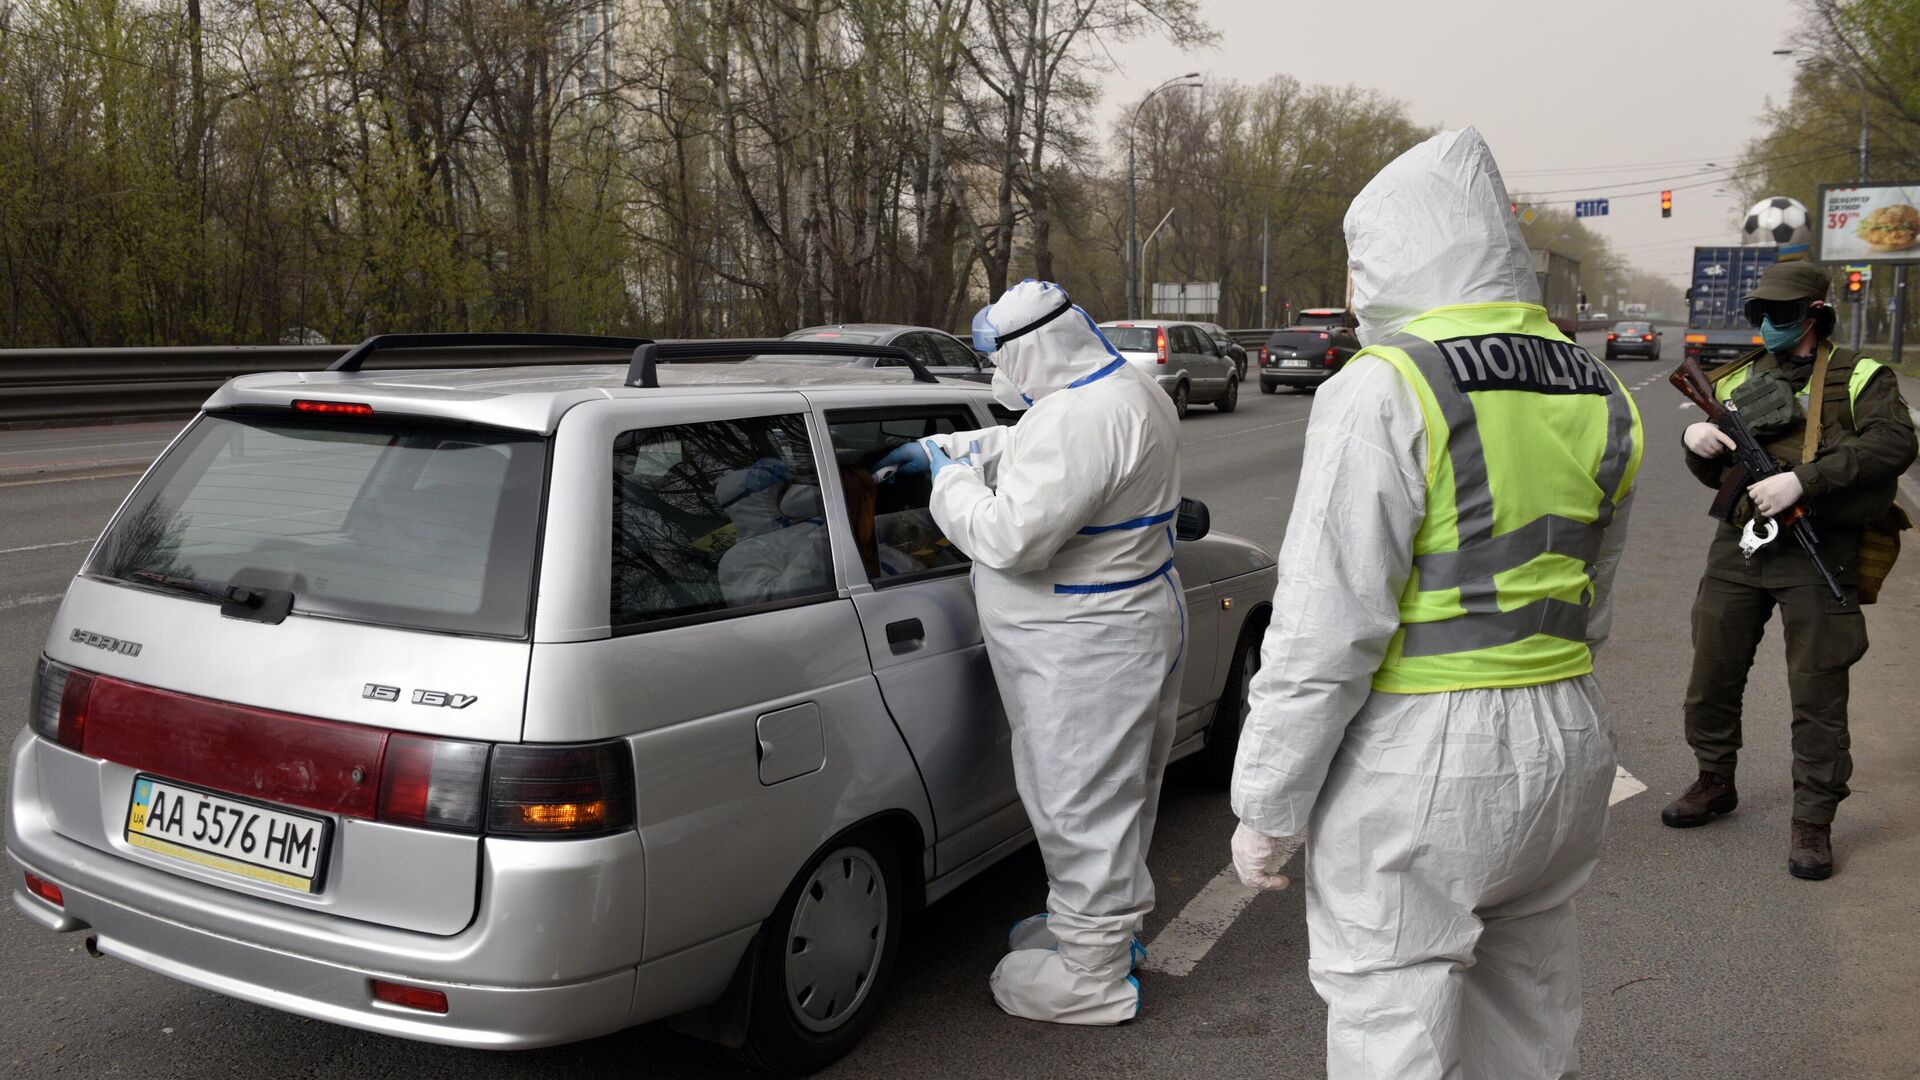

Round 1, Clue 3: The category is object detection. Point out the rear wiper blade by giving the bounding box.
[130,572,293,624]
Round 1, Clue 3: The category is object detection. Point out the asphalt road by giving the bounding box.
[3,335,1919,1078]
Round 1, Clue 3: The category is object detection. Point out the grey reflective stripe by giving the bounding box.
[1592,366,1636,527]
[1400,598,1589,658]
[1382,333,1498,612]
[1413,513,1605,589]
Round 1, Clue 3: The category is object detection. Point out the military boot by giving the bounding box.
[1659,771,1738,828]
[1789,820,1834,880]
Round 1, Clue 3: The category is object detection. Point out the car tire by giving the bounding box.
[1604,349,1616,362]
[1259,380,1277,395]
[1216,376,1239,413]
[1172,381,1190,418]
[733,836,903,1075]
[1200,620,1265,787]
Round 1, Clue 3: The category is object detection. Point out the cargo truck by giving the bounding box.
[1529,248,1581,336]
[1684,245,1773,364]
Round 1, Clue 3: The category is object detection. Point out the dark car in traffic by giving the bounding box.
[1604,321,1662,362]
[1196,322,1249,380]
[770,324,993,382]
[1259,324,1361,393]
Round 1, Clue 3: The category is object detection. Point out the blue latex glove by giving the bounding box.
[921,438,957,473]
[874,441,931,481]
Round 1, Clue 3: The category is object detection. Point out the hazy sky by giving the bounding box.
[1097,0,1810,282]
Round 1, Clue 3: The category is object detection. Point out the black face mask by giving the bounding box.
[1743,297,1810,329]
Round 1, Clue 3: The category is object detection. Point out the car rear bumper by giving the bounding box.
[5,730,749,1049]
[1261,367,1333,388]
[1606,343,1658,356]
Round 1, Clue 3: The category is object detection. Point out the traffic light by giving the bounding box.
[1847,270,1864,297]
[1660,190,1672,218]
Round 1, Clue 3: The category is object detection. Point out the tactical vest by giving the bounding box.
[1709,346,1886,467]
[1368,305,1645,694]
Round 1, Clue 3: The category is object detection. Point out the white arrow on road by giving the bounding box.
[1142,767,1647,977]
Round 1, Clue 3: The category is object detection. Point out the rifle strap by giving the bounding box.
[1802,342,1835,464]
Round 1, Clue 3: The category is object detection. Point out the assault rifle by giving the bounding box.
[1670,356,1848,605]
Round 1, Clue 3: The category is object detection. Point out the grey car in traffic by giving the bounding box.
[7,336,1277,1073]
[1097,320,1241,417]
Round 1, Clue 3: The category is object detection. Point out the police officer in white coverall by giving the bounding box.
[1228,129,1642,1078]
[876,279,1184,1024]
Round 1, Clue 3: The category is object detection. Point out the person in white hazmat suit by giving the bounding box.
[1228,129,1641,1079]
[875,279,1185,1024]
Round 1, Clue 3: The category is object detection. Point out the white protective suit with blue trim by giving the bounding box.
[926,280,1185,1025]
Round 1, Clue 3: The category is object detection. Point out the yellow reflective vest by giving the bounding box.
[1367,304,1644,693]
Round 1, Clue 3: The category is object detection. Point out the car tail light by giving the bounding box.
[486,743,635,838]
[1607,333,1618,341]
[1750,335,1764,345]
[292,400,374,416]
[378,734,488,833]
[1156,330,1168,365]
[24,872,64,907]
[29,657,91,750]
[1684,333,1707,343]
[371,979,448,1014]
[1642,334,1655,342]
[1260,345,1269,366]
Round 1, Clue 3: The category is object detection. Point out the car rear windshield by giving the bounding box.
[1103,326,1159,352]
[1296,311,1348,327]
[1267,329,1333,348]
[1613,322,1651,333]
[87,413,548,638]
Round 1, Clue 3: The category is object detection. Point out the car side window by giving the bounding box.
[825,407,976,583]
[930,333,981,371]
[883,332,939,370]
[610,413,834,631]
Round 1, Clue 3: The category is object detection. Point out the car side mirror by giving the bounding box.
[1175,497,1210,542]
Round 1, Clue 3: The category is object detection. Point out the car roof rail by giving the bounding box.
[327,333,651,372]
[625,339,938,388]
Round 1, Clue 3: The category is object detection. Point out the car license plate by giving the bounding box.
[125,775,330,893]
[1281,358,1310,368]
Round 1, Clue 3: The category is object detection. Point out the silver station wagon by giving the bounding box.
[7,334,1277,1073]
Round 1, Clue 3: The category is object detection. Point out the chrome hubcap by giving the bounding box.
[784,846,887,1033]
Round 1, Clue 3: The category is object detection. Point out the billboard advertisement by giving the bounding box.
[1816,182,1920,264]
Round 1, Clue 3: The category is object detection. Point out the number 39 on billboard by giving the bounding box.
[1816,182,1920,265]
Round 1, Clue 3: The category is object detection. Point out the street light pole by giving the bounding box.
[1776,48,1869,349]
[1127,73,1200,319]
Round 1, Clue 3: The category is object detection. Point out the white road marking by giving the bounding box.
[0,592,65,612]
[1678,402,1694,410]
[1189,416,1310,447]
[0,537,96,555]
[0,470,144,488]
[1610,765,1647,806]
[1140,835,1303,977]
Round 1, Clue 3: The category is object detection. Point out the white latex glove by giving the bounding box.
[1749,471,1805,519]
[1230,822,1292,891]
[1684,422,1736,458]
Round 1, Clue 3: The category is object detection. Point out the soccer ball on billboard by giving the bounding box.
[1743,196,1812,258]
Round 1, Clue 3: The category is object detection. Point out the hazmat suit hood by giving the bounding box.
[982,280,1125,406]
[1344,127,1540,346]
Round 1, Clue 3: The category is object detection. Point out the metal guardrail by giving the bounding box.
[0,344,630,424]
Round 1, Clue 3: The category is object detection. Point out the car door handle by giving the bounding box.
[886,618,925,654]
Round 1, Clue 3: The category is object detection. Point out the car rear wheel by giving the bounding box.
[1259,380,1277,395]
[1172,381,1190,418]
[1216,376,1239,413]
[1199,621,1264,787]
[734,838,902,1074]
